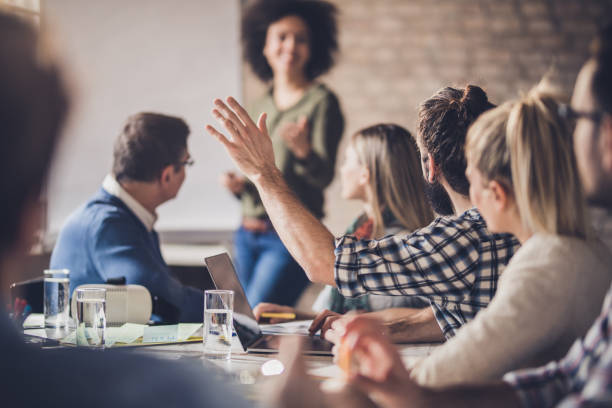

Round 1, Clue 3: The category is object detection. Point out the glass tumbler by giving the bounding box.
[203,289,234,360]
[75,287,106,347]
[43,269,70,328]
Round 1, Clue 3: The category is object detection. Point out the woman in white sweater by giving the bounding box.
[335,87,612,390]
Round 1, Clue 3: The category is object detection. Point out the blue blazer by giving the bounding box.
[50,188,203,322]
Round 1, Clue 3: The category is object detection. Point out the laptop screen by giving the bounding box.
[204,253,262,350]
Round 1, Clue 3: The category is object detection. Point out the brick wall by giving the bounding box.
[242,0,612,234]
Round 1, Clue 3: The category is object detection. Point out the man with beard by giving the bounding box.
[207,84,519,343]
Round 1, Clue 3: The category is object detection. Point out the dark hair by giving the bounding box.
[591,23,612,115]
[112,113,190,182]
[417,85,495,196]
[0,13,69,255]
[241,0,338,81]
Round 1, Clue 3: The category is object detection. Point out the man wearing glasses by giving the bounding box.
[50,112,203,322]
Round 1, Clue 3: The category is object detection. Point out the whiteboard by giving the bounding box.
[44,0,242,234]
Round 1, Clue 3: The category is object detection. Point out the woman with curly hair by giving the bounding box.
[221,0,345,307]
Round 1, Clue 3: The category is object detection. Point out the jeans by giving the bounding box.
[233,226,309,307]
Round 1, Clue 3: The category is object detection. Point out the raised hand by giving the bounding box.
[267,337,378,408]
[206,97,278,184]
[220,171,246,195]
[279,116,311,159]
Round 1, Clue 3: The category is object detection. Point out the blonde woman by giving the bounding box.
[253,124,434,321]
[336,87,612,390]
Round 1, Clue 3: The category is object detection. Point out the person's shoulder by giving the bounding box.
[410,208,482,239]
[309,83,340,106]
[84,190,134,226]
[529,234,612,270]
[457,208,519,246]
[58,189,115,230]
[72,190,144,242]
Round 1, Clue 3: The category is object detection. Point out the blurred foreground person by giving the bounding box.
[0,13,250,408]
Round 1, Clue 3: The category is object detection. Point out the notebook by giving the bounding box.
[204,253,334,356]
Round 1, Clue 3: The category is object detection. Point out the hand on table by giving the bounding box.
[220,171,246,195]
[253,302,297,324]
[308,309,342,341]
[206,97,278,184]
[279,116,311,159]
[336,315,428,408]
[266,336,377,408]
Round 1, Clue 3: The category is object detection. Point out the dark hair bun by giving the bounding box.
[461,85,491,116]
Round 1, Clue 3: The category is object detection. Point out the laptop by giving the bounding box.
[204,253,334,356]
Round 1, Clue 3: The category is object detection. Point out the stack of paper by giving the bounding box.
[60,323,203,347]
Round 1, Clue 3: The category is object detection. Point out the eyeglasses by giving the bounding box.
[178,158,195,168]
[558,103,604,127]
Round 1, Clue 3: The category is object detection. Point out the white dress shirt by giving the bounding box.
[102,174,157,232]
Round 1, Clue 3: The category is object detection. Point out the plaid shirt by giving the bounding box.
[334,208,520,337]
[504,282,612,407]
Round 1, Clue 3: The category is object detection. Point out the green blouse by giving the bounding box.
[240,83,344,220]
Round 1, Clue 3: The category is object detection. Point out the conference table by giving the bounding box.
[23,320,440,403]
[131,339,439,403]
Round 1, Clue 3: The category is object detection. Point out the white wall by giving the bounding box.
[44,0,242,235]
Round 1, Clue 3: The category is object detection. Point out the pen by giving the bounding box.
[260,312,296,320]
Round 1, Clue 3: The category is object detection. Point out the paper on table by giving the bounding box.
[55,323,203,346]
[22,313,44,329]
[59,323,146,346]
[106,323,146,346]
[142,325,179,343]
[177,323,202,341]
[260,320,312,335]
[25,328,49,338]
[62,331,76,344]
[142,323,203,343]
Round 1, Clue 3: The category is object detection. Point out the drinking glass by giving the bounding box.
[43,269,70,328]
[203,289,234,360]
[75,287,106,347]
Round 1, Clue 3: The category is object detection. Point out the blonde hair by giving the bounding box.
[466,87,590,238]
[352,124,434,237]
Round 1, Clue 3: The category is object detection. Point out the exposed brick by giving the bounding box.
[241,0,611,234]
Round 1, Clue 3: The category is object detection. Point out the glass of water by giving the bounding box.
[43,269,70,328]
[75,287,106,347]
[203,289,234,360]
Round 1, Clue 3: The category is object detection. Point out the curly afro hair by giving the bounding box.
[242,0,339,82]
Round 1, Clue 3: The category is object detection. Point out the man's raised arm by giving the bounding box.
[206,97,336,286]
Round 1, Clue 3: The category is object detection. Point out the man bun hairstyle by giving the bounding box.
[242,0,339,82]
[417,85,495,197]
